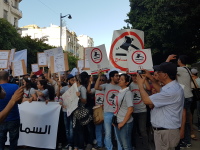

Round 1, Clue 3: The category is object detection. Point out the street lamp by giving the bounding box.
[60,13,72,48]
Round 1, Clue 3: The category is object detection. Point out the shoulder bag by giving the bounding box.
[112,91,127,126]
[184,67,200,101]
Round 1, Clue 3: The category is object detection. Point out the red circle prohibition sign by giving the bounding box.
[91,48,102,64]
[106,89,119,106]
[132,50,147,64]
[109,31,144,71]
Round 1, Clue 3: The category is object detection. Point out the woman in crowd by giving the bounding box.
[22,78,37,103]
[114,74,134,150]
[87,75,107,149]
[36,79,49,102]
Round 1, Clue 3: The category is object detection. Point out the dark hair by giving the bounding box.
[31,75,37,79]
[23,78,31,90]
[120,74,132,86]
[179,55,188,65]
[80,72,89,87]
[0,71,9,81]
[168,75,176,80]
[109,71,118,80]
[38,79,47,89]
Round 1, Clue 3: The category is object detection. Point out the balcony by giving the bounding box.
[10,5,22,19]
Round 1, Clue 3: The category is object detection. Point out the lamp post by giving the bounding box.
[60,13,72,48]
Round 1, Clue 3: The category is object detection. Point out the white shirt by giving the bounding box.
[149,80,184,129]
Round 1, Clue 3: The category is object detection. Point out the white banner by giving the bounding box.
[127,49,153,74]
[31,64,39,72]
[109,29,144,71]
[13,49,27,67]
[6,102,61,149]
[62,83,79,116]
[86,44,110,74]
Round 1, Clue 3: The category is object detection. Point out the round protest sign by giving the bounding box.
[91,48,102,64]
[109,31,144,71]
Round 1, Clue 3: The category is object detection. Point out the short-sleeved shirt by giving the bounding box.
[149,80,184,129]
[0,83,19,122]
[177,67,193,98]
[78,85,87,106]
[100,83,121,113]
[23,88,35,98]
[91,88,105,106]
[60,86,70,95]
[38,89,49,101]
[129,82,147,113]
[115,87,134,123]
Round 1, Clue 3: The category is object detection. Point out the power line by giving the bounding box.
[37,0,58,15]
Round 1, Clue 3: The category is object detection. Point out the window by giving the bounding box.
[14,18,18,27]
[3,10,8,19]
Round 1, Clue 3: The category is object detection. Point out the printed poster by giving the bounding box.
[86,44,110,74]
[127,49,153,74]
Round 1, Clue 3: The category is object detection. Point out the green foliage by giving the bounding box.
[125,0,200,64]
[0,18,78,72]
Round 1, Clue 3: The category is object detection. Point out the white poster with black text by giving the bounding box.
[6,102,61,149]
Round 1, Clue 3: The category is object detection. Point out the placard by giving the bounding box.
[109,29,144,71]
[127,49,153,74]
[44,47,63,68]
[62,83,79,116]
[37,53,47,67]
[12,60,27,76]
[86,44,110,74]
[31,64,39,73]
[77,59,84,73]
[0,50,10,60]
[50,53,69,73]
[9,49,15,67]
[0,60,8,69]
[83,48,90,70]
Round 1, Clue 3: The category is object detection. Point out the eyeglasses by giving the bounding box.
[100,79,105,81]
[131,74,137,77]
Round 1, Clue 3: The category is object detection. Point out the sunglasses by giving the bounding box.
[100,79,105,81]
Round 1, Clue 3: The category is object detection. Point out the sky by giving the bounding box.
[18,0,130,54]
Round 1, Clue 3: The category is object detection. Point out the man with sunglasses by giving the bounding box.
[136,62,184,150]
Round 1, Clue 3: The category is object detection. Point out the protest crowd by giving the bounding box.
[0,52,200,150]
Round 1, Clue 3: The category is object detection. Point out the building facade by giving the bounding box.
[77,35,94,48]
[0,0,22,27]
[21,24,85,59]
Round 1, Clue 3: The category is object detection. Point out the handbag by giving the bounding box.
[73,106,93,126]
[184,67,200,101]
[93,105,104,124]
[112,91,127,126]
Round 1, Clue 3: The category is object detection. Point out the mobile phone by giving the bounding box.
[137,70,145,74]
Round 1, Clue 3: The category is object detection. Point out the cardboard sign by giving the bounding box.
[62,83,79,116]
[0,60,8,69]
[31,64,39,73]
[50,53,69,73]
[127,49,153,74]
[9,49,15,66]
[12,60,27,76]
[77,59,84,73]
[86,44,110,74]
[0,50,10,60]
[109,29,144,71]
[37,53,47,67]
[44,47,63,68]
[83,48,90,70]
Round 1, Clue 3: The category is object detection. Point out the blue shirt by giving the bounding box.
[149,80,184,129]
[0,83,20,122]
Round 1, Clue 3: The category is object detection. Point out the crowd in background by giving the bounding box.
[0,54,200,150]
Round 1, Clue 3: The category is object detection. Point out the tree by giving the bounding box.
[125,0,200,64]
[0,19,79,72]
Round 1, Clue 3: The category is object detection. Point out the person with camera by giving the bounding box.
[136,62,184,150]
[129,72,150,150]
[113,74,134,150]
